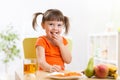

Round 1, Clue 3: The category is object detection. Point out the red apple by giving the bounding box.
[94,64,109,78]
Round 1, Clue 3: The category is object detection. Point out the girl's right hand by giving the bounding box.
[50,65,62,72]
[52,33,63,46]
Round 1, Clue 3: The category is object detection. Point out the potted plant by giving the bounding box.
[0,24,21,73]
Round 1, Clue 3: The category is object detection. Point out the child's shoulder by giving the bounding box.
[62,37,68,45]
[37,36,46,41]
[62,36,67,41]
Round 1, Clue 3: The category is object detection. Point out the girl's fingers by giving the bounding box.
[54,66,61,71]
[50,65,62,72]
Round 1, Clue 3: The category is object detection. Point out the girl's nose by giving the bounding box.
[53,26,58,30]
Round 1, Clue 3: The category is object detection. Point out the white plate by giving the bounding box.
[47,72,84,80]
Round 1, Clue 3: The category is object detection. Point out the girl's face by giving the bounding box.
[42,21,64,39]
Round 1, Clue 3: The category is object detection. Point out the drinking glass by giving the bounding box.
[23,58,37,80]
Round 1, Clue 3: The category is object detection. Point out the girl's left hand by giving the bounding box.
[50,65,62,72]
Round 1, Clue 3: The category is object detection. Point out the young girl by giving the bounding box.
[32,9,72,72]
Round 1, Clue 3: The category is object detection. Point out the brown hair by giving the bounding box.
[32,9,70,34]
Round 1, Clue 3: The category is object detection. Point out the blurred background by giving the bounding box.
[0,0,120,76]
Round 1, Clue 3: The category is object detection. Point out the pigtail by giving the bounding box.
[32,12,43,30]
[64,16,70,34]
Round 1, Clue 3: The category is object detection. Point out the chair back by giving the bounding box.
[23,38,37,59]
[23,37,72,59]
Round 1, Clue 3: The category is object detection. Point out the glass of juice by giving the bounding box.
[23,58,37,80]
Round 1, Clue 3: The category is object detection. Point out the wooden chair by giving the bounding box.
[23,37,72,59]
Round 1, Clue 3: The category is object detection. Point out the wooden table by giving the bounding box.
[26,70,115,80]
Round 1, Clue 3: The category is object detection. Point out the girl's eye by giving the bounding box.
[58,24,62,26]
[49,23,53,26]
[58,24,62,28]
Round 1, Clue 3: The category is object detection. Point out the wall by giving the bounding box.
[0,0,120,73]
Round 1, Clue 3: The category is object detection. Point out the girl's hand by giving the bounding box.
[52,33,63,46]
[50,65,62,72]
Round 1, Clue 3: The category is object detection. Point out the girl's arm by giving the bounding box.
[58,43,72,64]
[36,46,51,72]
[52,34,72,64]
